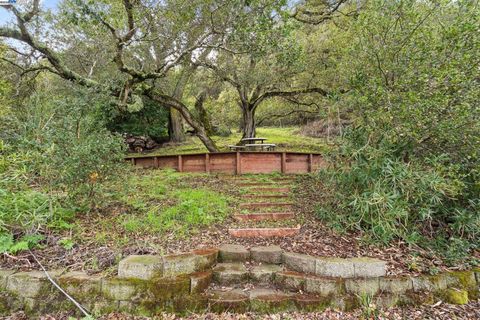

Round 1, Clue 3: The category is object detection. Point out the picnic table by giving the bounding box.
[241,137,268,144]
[229,137,276,151]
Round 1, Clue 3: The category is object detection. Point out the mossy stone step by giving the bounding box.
[250,265,284,284]
[212,263,249,285]
[205,288,335,313]
[251,245,283,264]
[218,244,250,262]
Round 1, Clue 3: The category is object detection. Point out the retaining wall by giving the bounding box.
[126,152,326,174]
[1,246,478,316]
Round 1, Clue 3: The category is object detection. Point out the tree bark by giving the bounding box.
[146,91,218,152]
[168,108,185,142]
[194,91,214,136]
[241,106,256,139]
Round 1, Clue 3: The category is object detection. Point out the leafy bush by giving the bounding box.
[317,129,479,264]
[316,0,479,265]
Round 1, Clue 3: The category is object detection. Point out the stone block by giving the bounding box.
[374,293,399,309]
[162,253,198,277]
[249,288,293,312]
[218,244,250,262]
[59,271,102,296]
[149,275,191,299]
[251,246,283,264]
[101,278,140,300]
[190,271,212,294]
[448,271,477,289]
[207,289,249,313]
[0,270,15,289]
[474,268,480,284]
[118,255,163,280]
[212,263,249,285]
[445,288,469,305]
[379,277,413,294]
[274,271,306,291]
[304,276,344,296]
[412,274,449,292]
[293,294,331,312]
[192,248,218,270]
[283,252,316,274]
[345,278,380,296]
[351,257,386,278]
[250,265,282,284]
[6,270,63,298]
[315,258,355,278]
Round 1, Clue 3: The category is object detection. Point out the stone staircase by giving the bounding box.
[229,176,301,238]
[205,244,390,312]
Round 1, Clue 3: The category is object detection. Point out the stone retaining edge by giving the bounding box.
[1,245,479,316]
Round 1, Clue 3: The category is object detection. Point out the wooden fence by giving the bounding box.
[126,152,326,174]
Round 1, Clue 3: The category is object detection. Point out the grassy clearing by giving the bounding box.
[128,127,330,157]
[71,169,232,246]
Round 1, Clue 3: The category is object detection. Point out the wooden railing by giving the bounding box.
[125,151,326,174]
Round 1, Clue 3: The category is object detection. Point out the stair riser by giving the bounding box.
[233,213,295,221]
[240,203,293,209]
[241,194,289,199]
[228,227,300,238]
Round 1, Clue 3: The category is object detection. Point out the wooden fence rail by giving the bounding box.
[126,152,326,174]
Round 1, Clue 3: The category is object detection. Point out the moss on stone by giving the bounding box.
[445,288,468,305]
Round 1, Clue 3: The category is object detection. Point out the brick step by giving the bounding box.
[234,177,296,182]
[237,182,292,187]
[228,226,300,238]
[241,194,290,199]
[249,187,291,193]
[240,202,294,209]
[233,212,295,221]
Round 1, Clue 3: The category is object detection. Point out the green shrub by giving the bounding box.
[317,129,479,264]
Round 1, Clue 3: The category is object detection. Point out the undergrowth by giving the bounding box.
[316,131,479,267]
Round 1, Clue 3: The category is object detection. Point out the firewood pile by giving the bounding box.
[124,134,159,153]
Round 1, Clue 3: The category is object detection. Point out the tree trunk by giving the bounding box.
[147,91,218,152]
[168,108,185,142]
[241,107,256,139]
[195,91,214,136]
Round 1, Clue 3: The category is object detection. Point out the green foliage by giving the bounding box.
[317,0,479,265]
[99,170,231,238]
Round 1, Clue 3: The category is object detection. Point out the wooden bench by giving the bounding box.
[228,145,246,151]
[245,143,276,151]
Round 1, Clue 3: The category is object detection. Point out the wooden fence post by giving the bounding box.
[154,156,159,168]
[205,153,210,173]
[281,152,286,174]
[178,155,183,172]
[308,154,313,173]
[236,152,241,175]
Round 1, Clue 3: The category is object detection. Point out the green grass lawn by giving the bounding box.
[128,127,331,157]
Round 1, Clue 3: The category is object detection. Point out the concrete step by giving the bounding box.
[212,263,249,285]
[212,263,283,286]
[240,202,294,210]
[228,226,301,238]
[206,288,327,313]
[233,212,295,221]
